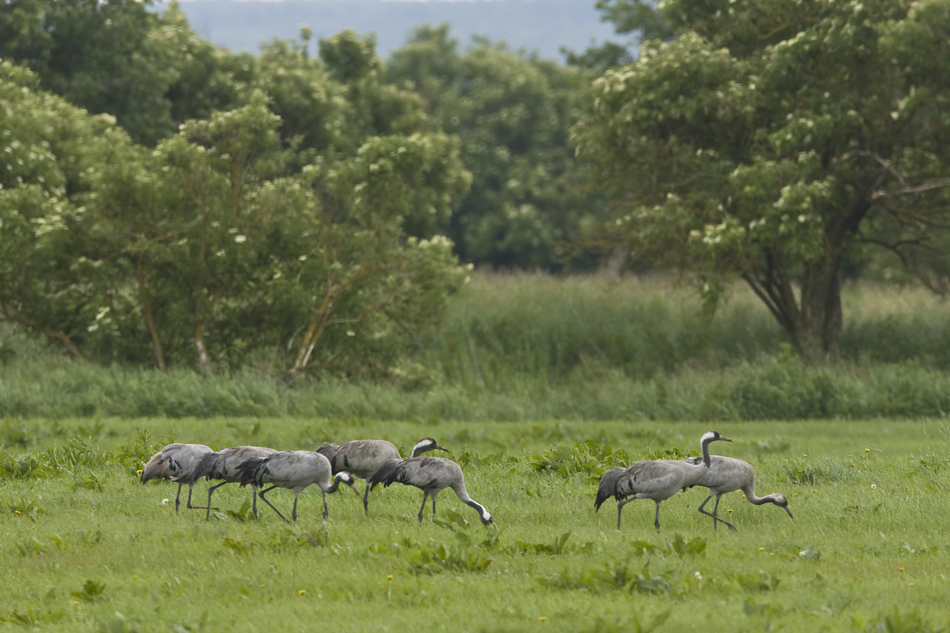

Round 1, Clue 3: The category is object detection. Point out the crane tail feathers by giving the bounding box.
[315,444,339,470]
[194,452,219,481]
[368,459,403,491]
[235,456,268,488]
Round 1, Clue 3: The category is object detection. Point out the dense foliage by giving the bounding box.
[0,1,616,374]
[3,0,950,377]
[387,25,604,270]
[0,47,469,376]
[574,0,950,361]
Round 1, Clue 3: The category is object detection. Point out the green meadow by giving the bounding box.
[7,276,950,422]
[2,417,948,632]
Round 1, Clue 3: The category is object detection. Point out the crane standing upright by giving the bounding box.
[140,443,215,514]
[595,431,732,531]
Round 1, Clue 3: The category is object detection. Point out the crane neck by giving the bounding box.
[700,437,713,468]
[742,485,773,506]
[324,474,346,494]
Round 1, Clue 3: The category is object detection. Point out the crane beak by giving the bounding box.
[784,506,794,519]
[347,482,359,495]
[435,444,449,452]
[719,436,733,442]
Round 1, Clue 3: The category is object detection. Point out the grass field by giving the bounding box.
[7,275,950,421]
[2,417,948,632]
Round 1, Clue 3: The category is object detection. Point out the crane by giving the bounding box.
[236,450,358,522]
[367,456,493,526]
[684,455,793,531]
[195,446,277,520]
[595,431,731,531]
[140,443,215,514]
[317,437,448,514]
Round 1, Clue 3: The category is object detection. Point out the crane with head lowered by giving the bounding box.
[595,431,732,531]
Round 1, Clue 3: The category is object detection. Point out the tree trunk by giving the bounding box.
[41,328,88,362]
[786,257,842,364]
[743,251,843,364]
[137,253,166,372]
[194,322,213,375]
[283,287,337,382]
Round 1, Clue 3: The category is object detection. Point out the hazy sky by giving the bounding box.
[164,0,619,60]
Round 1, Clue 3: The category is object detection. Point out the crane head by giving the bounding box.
[414,438,449,455]
[771,493,793,518]
[702,431,732,444]
[336,472,360,495]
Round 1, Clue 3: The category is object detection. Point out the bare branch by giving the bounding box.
[872,178,950,200]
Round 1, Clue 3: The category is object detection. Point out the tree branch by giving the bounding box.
[872,178,950,200]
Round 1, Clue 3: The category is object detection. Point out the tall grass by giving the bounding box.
[3,274,950,420]
[423,273,782,386]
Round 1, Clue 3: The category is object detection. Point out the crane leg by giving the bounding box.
[653,500,662,532]
[432,494,437,517]
[205,481,230,520]
[711,494,736,531]
[321,490,329,519]
[258,485,289,522]
[362,483,371,516]
[616,497,636,530]
[293,492,302,522]
[251,485,259,519]
[175,483,183,514]
[184,484,214,511]
[418,495,427,523]
[698,494,735,531]
[697,494,716,531]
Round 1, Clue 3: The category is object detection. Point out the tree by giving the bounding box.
[2,59,472,375]
[0,0,184,145]
[573,0,950,362]
[0,61,140,360]
[388,26,601,270]
[563,0,667,71]
[282,132,471,381]
[92,93,470,377]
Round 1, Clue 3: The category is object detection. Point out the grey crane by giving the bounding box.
[595,431,732,531]
[316,437,448,514]
[195,446,277,520]
[140,443,216,514]
[684,455,794,531]
[236,450,358,522]
[367,456,493,526]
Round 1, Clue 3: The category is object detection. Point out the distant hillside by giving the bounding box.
[162,0,619,60]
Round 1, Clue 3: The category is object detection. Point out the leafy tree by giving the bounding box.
[90,93,294,373]
[0,0,183,145]
[0,61,139,360]
[563,0,668,71]
[573,0,950,362]
[388,26,599,269]
[594,0,672,44]
[92,92,470,376]
[156,4,250,126]
[283,132,471,381]
[2,61,472,375]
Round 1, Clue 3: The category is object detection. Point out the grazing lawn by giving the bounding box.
[1,417,948,632]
